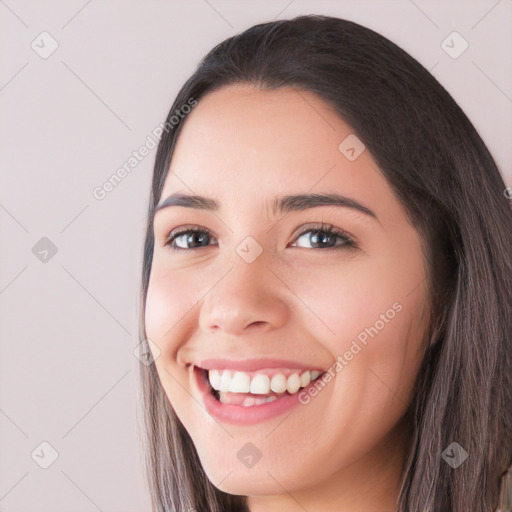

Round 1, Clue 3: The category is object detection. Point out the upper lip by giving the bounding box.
[195,358,324,372]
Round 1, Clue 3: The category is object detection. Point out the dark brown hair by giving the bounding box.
[138,14,512,512]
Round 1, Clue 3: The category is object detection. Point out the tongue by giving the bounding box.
[218,390,284,405]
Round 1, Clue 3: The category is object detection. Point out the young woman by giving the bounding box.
[138,14,512,512]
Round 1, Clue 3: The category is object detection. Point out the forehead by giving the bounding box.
[161,85,393,211]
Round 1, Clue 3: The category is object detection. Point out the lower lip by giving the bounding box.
[194,367,312,426]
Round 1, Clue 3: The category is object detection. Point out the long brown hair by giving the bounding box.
[138,15,512,512]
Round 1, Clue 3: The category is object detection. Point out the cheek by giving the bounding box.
[144,268,202,413]
[144,266,196,358]
[289,254,426,398]
[288,258,404,341]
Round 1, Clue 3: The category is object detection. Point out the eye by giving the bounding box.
[163,223,356,252]
[290,223,355,250]
[164,226,217,251]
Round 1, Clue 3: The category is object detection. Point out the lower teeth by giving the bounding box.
[238,395,278,407]
[212,388,282,407]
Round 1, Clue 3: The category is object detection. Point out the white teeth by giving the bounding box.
[249,374,271,394]
[286,373,301,394]
[207,368,324,397]
[241,396,277,407]
[230,371,250,393]
[310,370,322,381]
[218,394,277,406]
[300,370,311,388]
[270,373,287,393]
[219,371,231,392]
[241,396,255,407]
[209,369,221,391]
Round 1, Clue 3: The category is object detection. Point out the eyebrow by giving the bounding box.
[154,192,378,220]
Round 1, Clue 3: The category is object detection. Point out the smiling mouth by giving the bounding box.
[200,367,325,407]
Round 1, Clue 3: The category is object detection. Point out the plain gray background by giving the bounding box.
[1,1,511,511]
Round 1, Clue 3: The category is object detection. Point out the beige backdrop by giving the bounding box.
[1,1,511,511]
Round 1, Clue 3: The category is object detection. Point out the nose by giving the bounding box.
[198,257,290,336]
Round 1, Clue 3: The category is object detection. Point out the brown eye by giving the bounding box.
[165,227,217,251]
[291,224,355,250]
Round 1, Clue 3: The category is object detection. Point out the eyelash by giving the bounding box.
[164,222,356,252]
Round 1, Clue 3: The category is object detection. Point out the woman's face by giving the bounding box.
[145,84,430,503]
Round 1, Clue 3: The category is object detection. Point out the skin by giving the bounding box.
[145,84,431,511]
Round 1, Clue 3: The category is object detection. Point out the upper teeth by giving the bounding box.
[208,369,323,395]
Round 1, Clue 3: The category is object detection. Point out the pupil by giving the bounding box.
[189,232,207,247]
[311,231,333,247]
